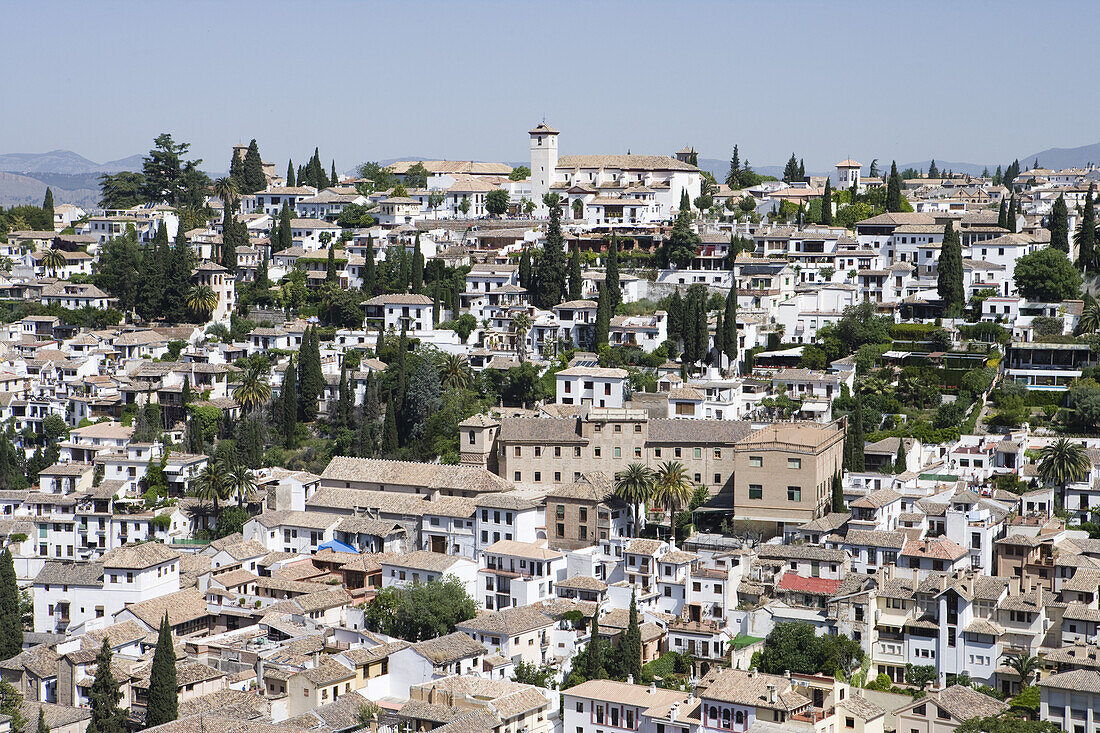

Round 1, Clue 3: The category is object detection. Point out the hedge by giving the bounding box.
[890,323,938,340]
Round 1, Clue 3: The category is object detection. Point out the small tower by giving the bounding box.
[835,159,862,190]
[459,414,501,471]
[529,122,560,213]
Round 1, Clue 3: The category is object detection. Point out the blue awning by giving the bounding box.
[318,539,358,554]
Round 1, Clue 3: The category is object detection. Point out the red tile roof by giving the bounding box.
[777,574,843,595]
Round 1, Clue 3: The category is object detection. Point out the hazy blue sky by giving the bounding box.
[4,0,1095,172]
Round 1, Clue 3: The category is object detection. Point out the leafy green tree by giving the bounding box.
[1013,247,1081,301]
[1051,194,1069,252]
[486,189,510,216]
[141,133,209,207]
[937,221,965,317]
[215,506,250,538]
[98,171,148,209]
[403,162,429,189]
[758,622,822,675]
[87,638,127,733]
[363,576,477,641]
[511,661,556,688]
[928,159,940,179]
[146,613,178,727]
[614,464,654,537]
[885,161,902,212]
[1002,653,1041,687]
[905,663,937,690]
[0,680,26,733]
[509,166,531,181]
[0,549,20,660]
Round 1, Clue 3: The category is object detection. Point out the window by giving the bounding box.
[613,447,621,458]
[788,458,801,469]
[788,486,802,502]
[749,485,762,500]
[675,448,681,458]
[576,703,583,713]
[514,446,522,457]
[694,448,701,459]
[749,456,763,467]
[714,473,722,484]
[634,424,642,433]
[514,472,521,481]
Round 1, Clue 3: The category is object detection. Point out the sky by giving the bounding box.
[3,0,1097,173]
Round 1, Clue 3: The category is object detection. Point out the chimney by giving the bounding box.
[766,683,777,704]
[627,674,634,685]
[784,669,791,680]
[669,704,679,722]
[649,682,657,695]
[751,668,758,679]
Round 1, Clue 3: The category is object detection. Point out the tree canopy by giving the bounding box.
[1013,247,1081,302]
[363,576,477,641]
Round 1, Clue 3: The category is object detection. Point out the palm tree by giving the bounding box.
[41,248,66,279]
[213,177,239,212]
[513,313,532,363]
[1003,652,1042,687]
[233,364,272,413]
[225,465,258,508]
[440,353,472,390]
[614,464,655,537]
[1076,294,1100,335]
[1037,438,1090,496]
[194,461,230,513]
[187,284,219,321]
[652,461,694,538]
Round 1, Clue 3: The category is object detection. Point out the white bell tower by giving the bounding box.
[529,122,559,213]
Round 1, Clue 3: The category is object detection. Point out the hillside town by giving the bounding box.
[0,121,1098,733]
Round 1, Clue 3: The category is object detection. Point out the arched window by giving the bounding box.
[735,710,744,726]
[722,708,731,728]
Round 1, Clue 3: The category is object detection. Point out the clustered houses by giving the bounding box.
[7,127,1100,733]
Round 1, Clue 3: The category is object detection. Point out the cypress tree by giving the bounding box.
[1078,184,1097,273]
[536,197,567,307]
[364,373,381,424]
[230,152,245,189]
[726,145,741,188]
[831,473,844,512]
[256,248,269,287]
[298,328,323,422]
[594,283,610,348]
[337,366,351,426]
[37,708,48,733]
[374,329,384,359]
[519,248,532,290]
[432,282,441,325]
[87,638,126,733]
[331,161,339,187]
[845,397,865,472]
[997,199,1008,229]
[620,590,642,682]
[713,312,725,369]
[362,240,377,296]
[0,549,20,660]
[798,158,805,182]
[165,234,195,323]
[297,164,306,187]
[326,246,337,283]
[281,358,297,448]
[586,608,603,680]
[181,377,191,406]
[893,441,907,474]
[411,234,424,293]
[928,159,940,179]
[1007,195,1017,232]
[1051,194,1069,253]
[221,208,239,273]
[885,161,902,212]
[722,283,737,368]
[820,177,833,225]
[43,187,55,226]
[694,289,708,369]
[381,396,399,456]
[667,290,683,348]
[605,234,620,313]
[242,139,266,194]
[146,613,178,728]
[278,203,293,252]
[286,160,295,187]
[568,246,582,301]
[936,221,964,317]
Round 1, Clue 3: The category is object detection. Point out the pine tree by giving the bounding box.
[535,197,567,307]
[411,234,424,293]
[997,199,1008,229]
[87,638,126,733]
[0,549,20,660]
[281,358,297,448]
[928,159,940,179]
[242,139,266,194]
[885,161,902,212]
[820,177,833,225]
[1051,194,1069,252]
[605,235,620,313]
[146,613,178,728]
[783,153,799,183]
[381,396,399,456]
[42,187,55,226]
[1007,195,1017,232]
[286,160,295,187]
[594,283,610,348]
[725,145,741,188]
[567,246,582,301]
[831,473,844,512]
[937,221,964,318]
[620,591,642,682]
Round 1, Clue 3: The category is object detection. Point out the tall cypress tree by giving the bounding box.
[242,139,266,195]
[362,240,377,296]
[326,246,337,283]
[722,283,737,368]
[798,158,805,182]
[278,203,293,252]
[936,221,964,317]
[594,283,610,348]
[381,396,399,456]
[928,159,940,179]
[536,197,567,308]
[893,442,907,474]
[586,608,603,680]
[411,234,424,293]
[820,177,833,225]
[519,248,532,290]
[621,590,642,682]
[831,473,844,513]
[713,312,725,369]
[87,638,127,733]
[37,708,47,733]
[845,397,865,472]
[1051,194,1069,253]
[146,613,178,728]
[605,234,620,313]
[331,161,339,187]
[567,246,582,301]
[337,366,351,426]
[0,549,20,660]
[885,161,902,212]
[286,160,295,187]
[997,199,1008,229]
[281,358,297,448]
[229,151,245,189]
[1078,184,1097,273]
[297,328,322,422]
[43,188,55,227]
[667,290,683,348]
[783,153,799,183]
[1007,195,1017,232]
[221,208,240,273]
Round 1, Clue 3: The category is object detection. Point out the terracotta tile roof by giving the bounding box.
[778,574,843,595]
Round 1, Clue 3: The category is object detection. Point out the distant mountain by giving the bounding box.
[1019,142,1100,171]
[0,171,101,209]
[0,149,146,208]
[0,149,143,175]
